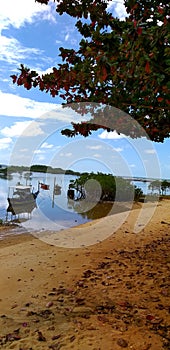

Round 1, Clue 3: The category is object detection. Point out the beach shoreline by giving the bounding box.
[0,199,169,349]
[0,200,142,243]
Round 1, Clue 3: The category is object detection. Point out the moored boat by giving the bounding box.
[7,184,39,215]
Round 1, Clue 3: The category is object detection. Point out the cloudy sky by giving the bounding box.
[0,0,169,179]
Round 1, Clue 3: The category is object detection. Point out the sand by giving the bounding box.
[0,200,169,349]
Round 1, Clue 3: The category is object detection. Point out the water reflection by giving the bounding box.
[3,174,123,232]
[0,173,13,181]
[6,183,39,220]
[68,198,131,220]
[1,173,93,231]
[0,172,160,233]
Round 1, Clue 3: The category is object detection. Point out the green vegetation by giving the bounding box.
[161,180,170,195]
[0,167,7,177]
[0,167,13,180]
[3,164,80,176]
[12,0,169,142]
[134,186,144,202]
[30,164,49,173]
[7,165,29,174]
[30,164,80,175]
[149,179,170,195]
[69,172,142,202]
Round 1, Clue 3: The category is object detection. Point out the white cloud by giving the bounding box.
[20,148,29,153]
[0,0,55,31]
[21,121,44,137]
[0,91,91,123]
[56,39,62,44]
[59,152,72,157]
[34,149,45,154]
[99,130,125,139]
[35,66,54,76]
[61,25,80,47]
[41,142,53,149]
[86,145,102,150]
[0,137,12,149]
[65,33,69,41]
[107,0,127,20]
[93,154,101,158]
[0,35,43,65]
[145,149,156,154]
[1,78,9,82]
[37,155,45,161]
[1,121,44,137]
[0,91,56,118]
[113,147,123,152]
[0,1,56,67]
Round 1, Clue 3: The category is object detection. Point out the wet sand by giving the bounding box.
[0,200,169,349]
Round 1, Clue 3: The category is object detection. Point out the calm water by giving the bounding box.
[0,172,94,232]
[0,172,159,236]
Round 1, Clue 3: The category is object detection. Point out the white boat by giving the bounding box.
[7,184,39,215]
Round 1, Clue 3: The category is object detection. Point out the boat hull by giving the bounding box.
[7,194,36,215]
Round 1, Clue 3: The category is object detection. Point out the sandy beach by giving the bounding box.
[0,200,169,349]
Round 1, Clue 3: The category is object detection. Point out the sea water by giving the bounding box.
[0,172,163,236]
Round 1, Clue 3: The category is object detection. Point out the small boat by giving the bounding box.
[7,184,39,216]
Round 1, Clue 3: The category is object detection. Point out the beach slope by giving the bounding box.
[0,200,169,349]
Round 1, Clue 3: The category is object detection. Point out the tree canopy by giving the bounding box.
[69,172,135,201]
[11,0,170,142]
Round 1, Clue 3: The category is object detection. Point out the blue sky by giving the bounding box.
[0,0,169,180]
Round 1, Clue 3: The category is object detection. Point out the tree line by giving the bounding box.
[2,165,80,176]
[149,179,170,195]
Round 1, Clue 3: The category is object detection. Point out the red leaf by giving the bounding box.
[39,81,44,91]
[91,21,96,28]
[157,97,163,102]
[102,67,107,81]
[137,27,142,35]
[51,90,56,97]
[64,84,69,92]
[145,61,151,74]
[133,20,137,28]
[157,6,164,14]
[24,82,31,90]
[11,75,17,84]
[17,78,22,86]
[152,127,159,133]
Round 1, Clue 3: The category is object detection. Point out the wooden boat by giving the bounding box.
[7,184,39,215]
